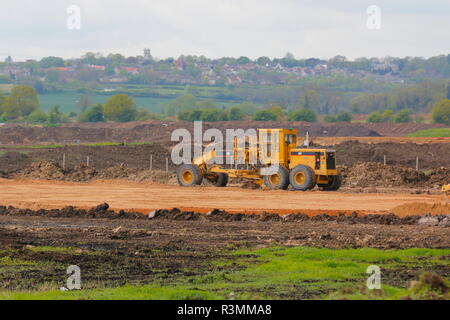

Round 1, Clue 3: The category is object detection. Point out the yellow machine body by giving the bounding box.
[180,128,341,190]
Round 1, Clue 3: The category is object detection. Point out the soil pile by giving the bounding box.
[426,167,450,186]
[19,161,65,180]
[0,143,173,174]
[14,161,176,183]
[340,162,449,188]
[333,141,450,169]
[66,164,98,182]
[390,203,450,216]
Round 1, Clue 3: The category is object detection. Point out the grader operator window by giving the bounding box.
[285,134,295,145]
[326,152,336,169]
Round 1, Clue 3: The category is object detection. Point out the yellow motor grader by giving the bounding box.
[176,128,341,191]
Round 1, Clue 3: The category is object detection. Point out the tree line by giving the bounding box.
[1,85,449,125]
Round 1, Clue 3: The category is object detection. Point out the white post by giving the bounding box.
[166,158,169,181]
[63,153,66,170]
[87,156,90,167]
[416,156,419,171]
[383,155,386,166]
[150,155,153,171]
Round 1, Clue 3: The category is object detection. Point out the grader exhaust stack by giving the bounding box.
[176,128,341,191]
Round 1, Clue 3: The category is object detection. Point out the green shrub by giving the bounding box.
[78,104,105,122]
[27,109,48,124]
[432,99,450,125]
[253,109,279,121]
[288,108,317,122]
[393,109,412,123]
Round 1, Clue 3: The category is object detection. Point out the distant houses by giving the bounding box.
[0,53,410,87]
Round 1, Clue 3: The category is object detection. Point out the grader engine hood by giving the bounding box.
[289,149,337,175]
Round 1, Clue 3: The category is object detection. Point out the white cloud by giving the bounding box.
[0,0,449,61]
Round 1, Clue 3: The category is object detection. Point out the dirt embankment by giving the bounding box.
[333,141,450,169]
[365,123,449,137]
[1,203,448,226]
[0,140,448,178]
[12,161,176,183]
[5,159,449,190]
[0,144,174,174]
[340,162,450,189]
[0,121,389,145]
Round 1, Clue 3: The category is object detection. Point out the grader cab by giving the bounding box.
[177,128,341,191]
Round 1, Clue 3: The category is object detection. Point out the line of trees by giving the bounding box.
[1,86,449,125]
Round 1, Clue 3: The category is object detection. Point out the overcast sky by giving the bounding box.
[1,0,450,61]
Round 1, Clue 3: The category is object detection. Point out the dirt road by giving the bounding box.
[0,179,443,215]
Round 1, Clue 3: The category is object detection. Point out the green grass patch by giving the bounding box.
[38,92,172,114]
[26,246,97,255]
[1,247,448,300]
[406,128,450,137]
[0,256,37,267]
[0,286,219,301]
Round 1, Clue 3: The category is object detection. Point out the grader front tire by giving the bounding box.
[289,165,316,191]
[177,164,203,187]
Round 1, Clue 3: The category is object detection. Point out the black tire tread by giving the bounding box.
[177,164,203,187]
[263,166,290,190]
[289,165,316,191]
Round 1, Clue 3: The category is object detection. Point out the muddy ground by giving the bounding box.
[0,144,174,173]
[0,204,449,293]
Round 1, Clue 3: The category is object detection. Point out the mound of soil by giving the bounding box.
[333,141,450,169]
[14,161,176,183]
[340,162,449,188]
[0,143,173,174]
[426,167,450,186]
[66,164,98,182]
[390,203,450,216]
[19,161,65,180]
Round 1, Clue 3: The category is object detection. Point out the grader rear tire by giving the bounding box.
[177,164,203,187]
[319,175,342,191]
[206,173,229,187]
[263,166,290,190]
[289,165,316,191]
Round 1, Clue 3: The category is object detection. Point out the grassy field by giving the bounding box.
[38,92,171,114]
[406,128,450,137]
[1,246,448,300]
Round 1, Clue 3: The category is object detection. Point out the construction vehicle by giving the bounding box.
[176,128,341,191]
